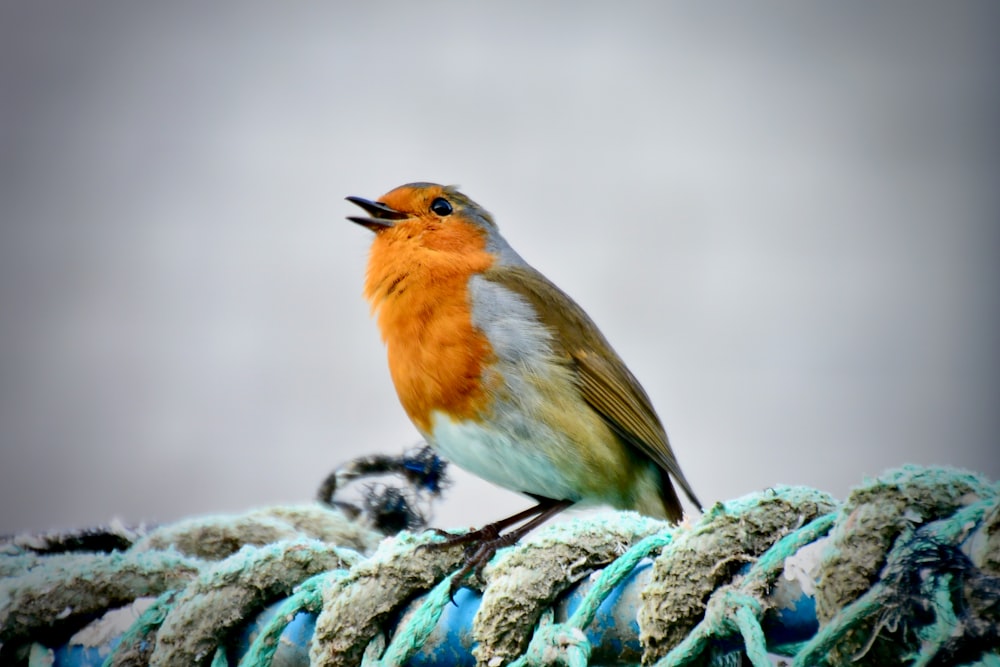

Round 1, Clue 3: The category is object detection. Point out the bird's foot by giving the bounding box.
[423,523,526,602]
[427,522,500,547]
[420,498,574,603]
[446,530,524,598]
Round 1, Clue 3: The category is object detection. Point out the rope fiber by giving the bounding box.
[1,465,997,666]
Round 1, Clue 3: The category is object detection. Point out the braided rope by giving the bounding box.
[1,466,996,666]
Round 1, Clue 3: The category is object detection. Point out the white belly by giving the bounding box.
[428,412,584,502]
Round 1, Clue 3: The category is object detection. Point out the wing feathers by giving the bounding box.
[483,265,702,511]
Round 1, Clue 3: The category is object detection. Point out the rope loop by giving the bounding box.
[511,611,592,667]
[2,465,996,666]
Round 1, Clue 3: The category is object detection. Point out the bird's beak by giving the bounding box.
[346,196,409,232]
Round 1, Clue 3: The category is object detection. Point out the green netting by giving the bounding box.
[1,466,997,666]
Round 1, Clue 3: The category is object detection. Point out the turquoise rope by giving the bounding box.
[791,590,882,666]
[652,512,836,666]
[101,590,177,667]
[733,602,770,667]
[919,493,999,544]
[507,528,676,667]
[907,496,999,666]
[519,609,591,667]
[364,573,459,667]
[910,574,959,667]
[909,495,999,667]
[792,496,999,666]
[567,530,674,630]
[976,653,1000,667]
[650,590,755,667]
[5,466,994,666]
[239,571,343,667]
[742,513,837,589]
[212,646,229,667]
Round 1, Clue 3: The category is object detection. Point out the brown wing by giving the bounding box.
[484,265,702,512]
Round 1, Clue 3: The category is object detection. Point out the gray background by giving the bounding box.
[1,2,997,535]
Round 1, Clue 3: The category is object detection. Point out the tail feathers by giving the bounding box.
[660,472,702,524]
[675,472,703,513]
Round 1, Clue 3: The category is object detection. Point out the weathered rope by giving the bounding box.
[796,494,1000,667]
[150,538,359,664]
[639,485,839,663]
[1,549,203,650]
[0,505,382,665]
[651,511,838,667]
[807,466,998,666]
[240,571,337,667]
[1,466,996,666]
[474,513,670,666]
[508,528,676,667]
[309,531,469,667]
[103,589,176,667]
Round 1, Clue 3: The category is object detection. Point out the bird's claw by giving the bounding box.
[443,532,519,604]
[416,499,575,604]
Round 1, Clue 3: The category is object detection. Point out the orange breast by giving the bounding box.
[364,219,497,432]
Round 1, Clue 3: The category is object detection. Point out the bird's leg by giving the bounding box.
[429,498,560,543]
[426,497,574,600]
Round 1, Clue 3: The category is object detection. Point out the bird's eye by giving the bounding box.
[430,198,453,216]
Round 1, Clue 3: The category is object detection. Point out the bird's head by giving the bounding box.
[347,182,499,251]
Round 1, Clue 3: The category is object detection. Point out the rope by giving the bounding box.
[370,572,460,667]
[149,538,358,664]
[651,512,837,666]
[473,513,669,666]
[507,529,674,667]
[639,485,839,662]
[103,590,176,667]
[1,466,996,666]
[239,571,338,667]
[0,549,203,649]
[131,504,384,559]
[794,495,1000,666]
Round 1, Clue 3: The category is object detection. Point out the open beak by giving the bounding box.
[346,196,409,232]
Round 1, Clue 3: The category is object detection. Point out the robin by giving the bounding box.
[347,183,702,562]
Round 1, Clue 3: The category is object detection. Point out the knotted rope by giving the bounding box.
[1,465,996,666]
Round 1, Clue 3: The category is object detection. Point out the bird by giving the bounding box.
[346,182,702,566]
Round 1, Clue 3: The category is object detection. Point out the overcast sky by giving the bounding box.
[1,2,998,535]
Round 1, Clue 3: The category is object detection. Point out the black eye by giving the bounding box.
[430,197,453,216]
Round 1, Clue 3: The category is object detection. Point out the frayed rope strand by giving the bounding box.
[366,572,459,667]
[5,465,995,666]
[212,645,229,666]
[511,609,591,667]
[653,512,836,666]
[792,580,890,666]
[742,512,837,590]
[793,496,999,667]
[507,529,675,667]
[101,590,177,667]
[569,530,674,630]
[239,571,342,667]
